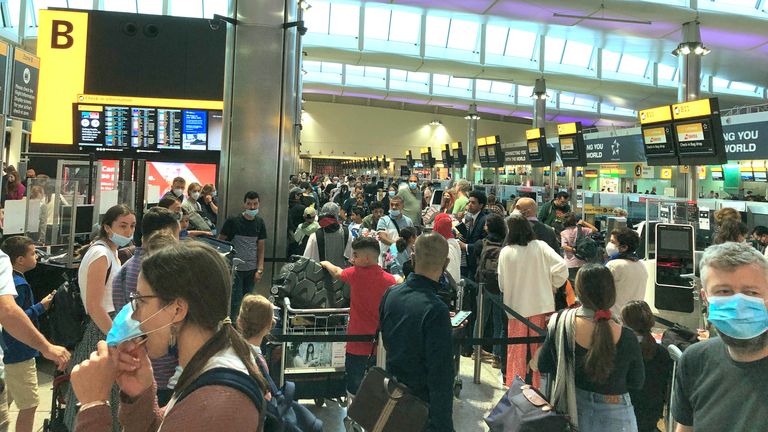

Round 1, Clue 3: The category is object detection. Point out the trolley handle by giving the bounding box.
[667,344,683,362]
[282,297,350,314]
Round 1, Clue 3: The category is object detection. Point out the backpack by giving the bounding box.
[574,227,601,262]
[475,240,502,295]
[316,226,349,262]
[49,242,112,349]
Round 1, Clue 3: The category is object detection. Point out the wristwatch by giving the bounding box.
[257,269,264,274]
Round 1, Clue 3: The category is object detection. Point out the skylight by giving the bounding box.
[329,3,359,37]
[617,53,648,76]
[561,40,594,68]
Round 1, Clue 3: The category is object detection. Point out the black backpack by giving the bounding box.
[316,226,349,262]
[49,244,111,349]
[475,240,502,294]
[574,227,601,262]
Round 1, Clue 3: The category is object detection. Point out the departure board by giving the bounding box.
[131,107,157,148]
[104,106,130,147]
[157,108,183,150]
[76,107,103,147]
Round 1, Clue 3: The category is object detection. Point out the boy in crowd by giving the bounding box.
[320,237,396,403]
[0,236,54,432]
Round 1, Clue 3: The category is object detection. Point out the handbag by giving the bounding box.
[485,375,571,432]
[347,366,429,432]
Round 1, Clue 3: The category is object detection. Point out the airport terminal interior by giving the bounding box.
[0,0,764,431]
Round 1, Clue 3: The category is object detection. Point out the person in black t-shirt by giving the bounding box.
[219,191,267,321]
[622,301,672,432]
[672,242,768,432]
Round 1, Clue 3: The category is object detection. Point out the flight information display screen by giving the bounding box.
[182,110,207,150]
[157,108,183,150]
[131,107,157,148]
[641,124,675,155]
[527,139,542,162]
[77,108,103,147]
[675,120,714,155]
[104,106,130,147]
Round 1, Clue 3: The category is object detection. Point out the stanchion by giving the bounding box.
[473,282,485,384]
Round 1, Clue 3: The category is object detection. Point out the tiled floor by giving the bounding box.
[18,356,507,431]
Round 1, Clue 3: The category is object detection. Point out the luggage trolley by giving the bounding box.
[279,297,350,407]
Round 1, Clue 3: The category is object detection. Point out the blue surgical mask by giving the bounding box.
[106,303,172,347]
[111,232,133,248]
[388,191,396,198]
[409,182,418,190]
[708,293,768,340]
[389,209,401,218]
[244,209,259,217]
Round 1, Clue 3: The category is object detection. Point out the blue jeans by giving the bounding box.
[345,353,372,395]
[482,292,507,358]
[576,388,638,432]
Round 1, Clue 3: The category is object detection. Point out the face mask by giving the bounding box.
[511,209,522,217]
[409,182,418,190]
[175,211,182,221]
[244,209,259,217]
[605,242,620,257]
[636,335,645,343]
[191,192,201,200]
[111,231,133,248]
[708,293,768,340]
[106,303,173,347]
[173,188,184,197]
[389,209,401,218]
[211,191,218,198]
[388,191,396,198]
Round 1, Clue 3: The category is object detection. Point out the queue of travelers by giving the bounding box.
[0,170,762,432]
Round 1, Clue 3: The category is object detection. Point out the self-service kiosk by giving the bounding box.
[654,224,696,313]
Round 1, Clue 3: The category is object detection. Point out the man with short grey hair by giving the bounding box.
[380,233,454,432]
[303,202,353,268]
[673,242,768,432]
[511,197,561,253]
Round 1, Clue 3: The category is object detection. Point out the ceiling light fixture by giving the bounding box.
[553,13,652,25]
[671,41,710,57]
[465,104,481,120]
[298,0,312,11]
[429,119,442,126]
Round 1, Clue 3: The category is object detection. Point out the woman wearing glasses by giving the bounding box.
[70,241,267,431]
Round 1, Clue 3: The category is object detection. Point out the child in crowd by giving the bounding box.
[179,207,190,239]
[622,301,672,432]
[0,236,54,432]
[237,294,277,393]
[320,237,396,402]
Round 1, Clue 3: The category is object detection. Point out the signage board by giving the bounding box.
[557,122,586,166]
[10,48,40,120]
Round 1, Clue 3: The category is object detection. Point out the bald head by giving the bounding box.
[414,233,449,279]
[515,197,537,218]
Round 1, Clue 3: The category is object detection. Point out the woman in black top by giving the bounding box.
[538,264,644,432]
[622,301,672,432]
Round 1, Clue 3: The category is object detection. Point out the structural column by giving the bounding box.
[533,78,555,194]
[465,104,479,182]
[676,21,707,200]
[218,0,301,294]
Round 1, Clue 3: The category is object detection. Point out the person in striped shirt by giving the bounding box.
[111,206,180,405]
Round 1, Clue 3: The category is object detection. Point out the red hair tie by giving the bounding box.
[594,309,612,322]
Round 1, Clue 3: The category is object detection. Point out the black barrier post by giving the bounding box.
[474,282,485,384]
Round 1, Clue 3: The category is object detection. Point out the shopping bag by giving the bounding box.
[485,375,571,432]
[347,367,429,432]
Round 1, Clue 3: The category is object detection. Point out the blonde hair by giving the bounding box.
[238,295,275,339]
[714,207,740,226]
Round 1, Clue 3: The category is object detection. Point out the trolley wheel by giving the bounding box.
[314,397,325,407]
[453,379,462,398]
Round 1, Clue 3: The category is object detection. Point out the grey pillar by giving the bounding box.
[533,78,555,194]
[219,0,300,295]
[465,104,479,182]
[677,21,706,200]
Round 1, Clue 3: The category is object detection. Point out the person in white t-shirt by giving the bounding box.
[605,227,649,318]
[64,204,136,432]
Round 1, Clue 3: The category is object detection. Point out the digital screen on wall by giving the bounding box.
[754,171,767,182]
[207,111,223,151]
[182,110,207,150]
[157,108,183,150]
[711,170,723,180]
[527,139,542,162]
[641,125,675,156]
[675,120,714,155]
[146,162,217,201]
[740,170,755,181]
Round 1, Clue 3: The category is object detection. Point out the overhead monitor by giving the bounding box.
[146,161,217,200]
[556,122,586,166]
[525,128,553,167]
[441,144,453,168]
[477,135,504,168]
[639,105,678,166]
[711,169,724,181]
[420,147,436,168]
[450,142,466,168]
[405,150,415,168]
[671,98,727,165]
[182,109,207,150]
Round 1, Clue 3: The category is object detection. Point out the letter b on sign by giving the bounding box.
[51,20,74,48]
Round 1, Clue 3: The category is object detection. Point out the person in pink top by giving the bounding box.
[4,166,25,201]
[320,236,396,401]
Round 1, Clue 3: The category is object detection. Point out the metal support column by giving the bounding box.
[533,78,555,195]
[676,21,707,200]
[465,104,479,182]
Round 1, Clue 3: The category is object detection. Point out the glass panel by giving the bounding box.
[505,29,537,58]
[730,81,757,92]
[36,0,69,11]
[407,71,429,83]
[602,49,621,71]
[446,18,479,51]
[425,15,450,47]
[561,40,593,68]
[544,36,565,63]
[433,73,449,86]
[8,0,21,28]
[485,25,507,55]
[715,0,758,6]
[389,10,420,44]
[203,0,228,18]
[329,3,359,37]
[365,66,387,79]
[104,0,137,12]
[345,65,365,76]
[617,53,648,76]
[712,77,730,89]
[475,79,492,93]
[657,63,676,81]
[305,0,330,34]
[303,60,322,72]
[137,0,163,14]
[67,0,94,9]
[559,92,575,105]
[364,6,390,40]
[490,81,513,95]
[517,85,533,104]
[390,69,408,81]
[321,62,343,74]
[449,77,471,89]
[170,0,204,18]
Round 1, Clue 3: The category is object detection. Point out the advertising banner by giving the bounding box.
[721,121,768,160]
[583,133,646,164]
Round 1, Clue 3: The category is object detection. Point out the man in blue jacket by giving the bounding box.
[380,233,454,432]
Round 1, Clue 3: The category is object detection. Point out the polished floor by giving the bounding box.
[13,355,507,431]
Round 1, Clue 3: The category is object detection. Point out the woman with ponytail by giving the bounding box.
[538,264,644,432]
[70,241,266,431]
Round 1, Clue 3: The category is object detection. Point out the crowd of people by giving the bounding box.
[0,169,762,432]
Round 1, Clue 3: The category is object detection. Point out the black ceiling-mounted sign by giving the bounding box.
[441,143,454,168]
[557,122,586,167]
[504,146,529,165]
[405,150,415,168]
[671,98,727,165]
[420,146,436,168]
[639,104,678,166]
[450,142,466,168]
[10,48,40,121]
[477,135,504,168]
[525,128,555,167]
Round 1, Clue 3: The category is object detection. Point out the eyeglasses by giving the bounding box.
[129,292,159,311]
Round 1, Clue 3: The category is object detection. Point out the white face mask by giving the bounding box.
[605,242,620,256]
[191,192,201,200]
[511,209,522,217]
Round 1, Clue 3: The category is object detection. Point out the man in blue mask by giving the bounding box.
[219,191,267,320]
[397,175,423,228]
[673,242,768,432]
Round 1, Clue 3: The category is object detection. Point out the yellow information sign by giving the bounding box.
[672,99,712,120]
[557,123,577,136]
[526,128,542,140]
[451,142,461,150]
[639,105,673,125]
[660,168,673,179]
